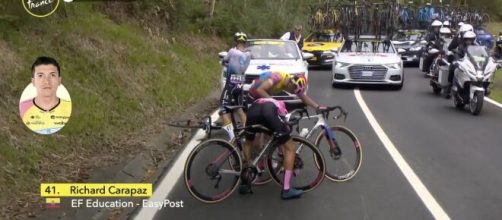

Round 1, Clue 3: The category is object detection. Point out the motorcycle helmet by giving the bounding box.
[431,20,443,27]
[462,31,476,45]
[443,20,451,27]
[440,27,452,35]
[459,24,474,33]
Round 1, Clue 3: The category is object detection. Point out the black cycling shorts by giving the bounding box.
[219,83,243,114]
[245,102,291,145]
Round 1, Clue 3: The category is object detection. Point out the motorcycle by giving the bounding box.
[429,38,453,96]
[451,46,497,115]
[419,40,441,78]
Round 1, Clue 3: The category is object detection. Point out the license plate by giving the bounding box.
[362,71,373,76]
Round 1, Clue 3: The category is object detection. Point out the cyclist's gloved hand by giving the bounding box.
[316,105,328,114]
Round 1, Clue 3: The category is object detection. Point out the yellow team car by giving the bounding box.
[302,29,344,66]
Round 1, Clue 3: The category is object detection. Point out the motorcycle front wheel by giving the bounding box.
[469,91,484,115]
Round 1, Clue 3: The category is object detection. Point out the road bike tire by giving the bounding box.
[314,126,362,182]
[184,139,242,203]
[267,136,326,192]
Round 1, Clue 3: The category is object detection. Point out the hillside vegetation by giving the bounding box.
[0,0,316,217]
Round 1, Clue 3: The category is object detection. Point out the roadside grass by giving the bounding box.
[485,23,502,103]
[0,3,223,214]
[486,22,502,36]
[490,69,502,103]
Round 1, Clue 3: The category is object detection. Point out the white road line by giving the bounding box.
[486,97,502,109]
[134,111,220,220]
[354,88,450,220]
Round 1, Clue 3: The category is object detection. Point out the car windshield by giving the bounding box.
[467,46,489,70]
[341,40,395,53]
[246,41,300,60]
[305,33,343,42]
[393,32,422,41]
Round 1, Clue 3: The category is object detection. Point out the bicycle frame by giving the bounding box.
[286,112,337,154]
[209,130,276,178]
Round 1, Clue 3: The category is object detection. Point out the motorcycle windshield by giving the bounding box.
[467,46,489,71]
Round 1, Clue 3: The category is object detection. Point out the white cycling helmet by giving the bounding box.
[459,24,474,33]
[440,27,452,35]
[463,31,476,39]
[443,21,451,27]
[431,20,443,27]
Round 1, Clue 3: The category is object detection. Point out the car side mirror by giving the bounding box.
[397,48,406,53]
[218,51,228,59]
[302,52,314,60]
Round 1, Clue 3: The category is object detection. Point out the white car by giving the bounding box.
[219,39,313,102]
[332,36,404,89]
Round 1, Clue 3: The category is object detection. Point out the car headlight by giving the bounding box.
[384,63,401,69]
[409,46,422,51]
[334,61,351,68]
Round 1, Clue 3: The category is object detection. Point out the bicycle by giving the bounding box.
[183,111,326,203]
[286,105,362,182]
[168,105,274,186]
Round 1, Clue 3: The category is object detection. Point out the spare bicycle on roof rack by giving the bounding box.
[307,1,491,42]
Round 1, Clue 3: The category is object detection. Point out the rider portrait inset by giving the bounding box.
[19,56,72,135]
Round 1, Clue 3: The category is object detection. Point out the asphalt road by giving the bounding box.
[137,66,502,220]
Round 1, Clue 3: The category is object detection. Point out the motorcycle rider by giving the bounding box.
[423,20,443,75]
[445,30,478,97]
[494,32,502,60]
[443,20,451,29]
[439,27,452,40]
[455,22,465,34]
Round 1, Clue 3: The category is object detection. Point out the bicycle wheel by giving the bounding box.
[314,126,362,182]
[184,139,242,203]
[267,136,325,192]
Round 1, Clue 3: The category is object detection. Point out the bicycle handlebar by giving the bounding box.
[318,106,349,122]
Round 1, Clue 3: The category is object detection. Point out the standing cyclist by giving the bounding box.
[239,71,326,200]
[219,32,250,140]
